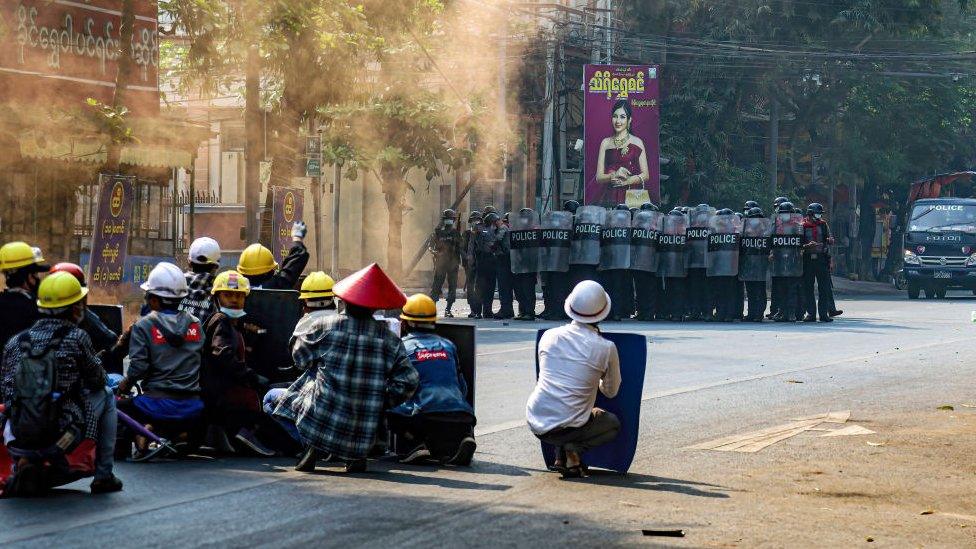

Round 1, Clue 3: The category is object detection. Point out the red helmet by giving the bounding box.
[50,262,86,287]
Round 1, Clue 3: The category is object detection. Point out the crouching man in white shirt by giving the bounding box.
[526,280,621,479]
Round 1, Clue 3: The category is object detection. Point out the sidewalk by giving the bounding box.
[831,275,901,296]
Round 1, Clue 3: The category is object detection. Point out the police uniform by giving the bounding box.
[461,214,482,318]
[429,220,463,316]
[801,204,834,322]
[494,218,515,319]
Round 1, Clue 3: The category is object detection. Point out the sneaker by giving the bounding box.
[345,459,367,473]
[399,444,431,464]
[90,475,124,494]
[444,310,454,318]
[802,314,816,322]
[447,437,477,466]
[829,309,844,317]
[205,425,236,454]
[295,447,321,472]
[235,428,276,457]
[467,312,478,318]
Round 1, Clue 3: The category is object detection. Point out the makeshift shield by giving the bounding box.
[509,209,541,275]
[539,211,573,273]
[570,205,606,266]
[686,206,715,268]
[630,210,663,273]
[706,214,742,277]
[657,214,689,278]
[535,329,647,474]
[771,212,804,278]
[739,218,773,282]
[243,289,303,382]
[598,209,633,271]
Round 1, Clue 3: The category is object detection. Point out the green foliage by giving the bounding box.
[84,98,134,146]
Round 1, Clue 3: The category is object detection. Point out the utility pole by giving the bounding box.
[330,160,342,276]
[244,45,262,244]
[769,95,779,199]
[541,38,556,212]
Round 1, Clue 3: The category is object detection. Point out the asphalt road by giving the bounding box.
[3,292,976,547]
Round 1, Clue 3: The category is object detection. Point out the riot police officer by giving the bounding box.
[686,204,715,320]
[539,201,576,320]
[801,203,836,322]
[494,212,515,319]
[509,207,541,321]
[473,212,501,318]
[744,200,759,214]
[659,208,689,321]
[631,203,663,320]
[767,196,790,318]
[707,208,741,322]
[599,204,633,321]
[740,207,772,321]
[429,209,463,318]
[770,201,804,322]
[569,204,606,288]
[462,211,483,318]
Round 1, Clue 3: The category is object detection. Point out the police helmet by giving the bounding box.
[482,205,497,215]
[668,208,684,216]
[518,207,533,215]
[503,212,510,223]
[747,207,764,218]
[716,208,734,215]
[774,196,789,206]
[467,211,482,222]
[777,201,794,213]
[640,202,658,212]
[563,200,580,214]
[484,212,500,224]
[744,200,759,210]
[442,209,457,220]
[807,203,825,215]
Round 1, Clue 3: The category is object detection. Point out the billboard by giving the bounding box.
[88,174,135,288]
[270,186,304,264]
[583,64,661,207]
[0,1,160,115]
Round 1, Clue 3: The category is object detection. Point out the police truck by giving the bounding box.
[902,198,976,299]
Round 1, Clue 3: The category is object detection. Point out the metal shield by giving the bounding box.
[570,205,606,266]
[599,209,633,270]
[539,210,572,272]
[739,217,773,282]
[771,212,804,277]
[631,210,663,272]
[686,206,715,268]
[243,289,303,382]
[509,209,541,274]
[88,304,123,374]
[706,215,742,277]
[657,213,689,278]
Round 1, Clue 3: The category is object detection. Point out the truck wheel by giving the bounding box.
[936,287,947,299]
[908,283,920,299]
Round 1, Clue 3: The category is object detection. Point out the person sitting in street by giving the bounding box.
[526,280,621,479]
[201,270,274,457]
[0,242,50,351]
[387,294,476,466]
[180,237,222,323]
[269,263,418,474]
[1,271,122,494]
[48,263,118,357]
[117,262,205,455]
[237,222,309,290]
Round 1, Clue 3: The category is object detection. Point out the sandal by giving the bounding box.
[560,465,587,479]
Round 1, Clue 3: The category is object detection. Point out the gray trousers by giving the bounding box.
[86,387,117,479]
[537,408,621,455]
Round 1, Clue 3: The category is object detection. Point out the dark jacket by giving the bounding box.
[388,331,474,418]
[429,226,462,270]
[202,312,259,412]
[127,310,204,397]
[0,289,39,356]
[249,243,310,290]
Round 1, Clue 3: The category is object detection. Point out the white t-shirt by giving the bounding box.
[525,321,621,435]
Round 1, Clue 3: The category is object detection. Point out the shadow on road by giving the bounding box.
[579,470,731,499]
[310,468,512,491]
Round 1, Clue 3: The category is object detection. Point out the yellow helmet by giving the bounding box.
[211,270,251,295]
[37,271,88,309]
[400,293,437,322]
[0,242,47,271]
[299,271,336,300]
[237,244,278,276]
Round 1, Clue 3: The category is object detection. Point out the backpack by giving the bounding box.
[9,326,74,448]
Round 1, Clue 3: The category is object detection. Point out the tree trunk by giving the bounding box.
[381,174,406,278]
[244,45,262,243]
[857,179,878,281]
[105,0,135,173]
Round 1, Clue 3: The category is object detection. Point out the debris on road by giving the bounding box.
[687,411,854,453]
[786,379,804,384]
[866,441,886,447]
[820,425,876,437]
[937,405,955,411]
[641,529,685,538]
[921,510,935,515]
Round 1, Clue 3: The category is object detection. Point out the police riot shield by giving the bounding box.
[538,211,572,272]
[686,206,715,268]
[243,289,303,382]
[771,212,804,278]
[509,209,541,274]
[706,215,742,277]
[598,209,633,271]
[89,304,124,374]
[657,214,689,278]
[739,218,773,282]
[631,210,663,272]
[570,205,606,266]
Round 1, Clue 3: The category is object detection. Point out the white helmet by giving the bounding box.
[141,262,189,299]
[564,280,611,324]
[188,237,221,266]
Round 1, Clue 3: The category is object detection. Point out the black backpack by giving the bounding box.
[8,326,73,448]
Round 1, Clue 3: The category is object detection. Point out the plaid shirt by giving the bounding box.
[180,270,217,322]
[273,314,418,460]
[2,318,106,438]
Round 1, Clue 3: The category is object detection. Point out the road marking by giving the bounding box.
[477,345,535,357]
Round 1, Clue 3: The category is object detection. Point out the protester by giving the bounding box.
[117,262,205,455]
[1,272,122,494]
[180,237,222,322]
[0,242,49,351]
[200,270,274,456]
[269,263,418,473]
[49,262,118,357]
[526,280,621,479]
[388,294,476,466]
[237,222,309,290]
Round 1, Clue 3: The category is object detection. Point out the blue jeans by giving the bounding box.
[262,388,301,443]
[86,387,117,480]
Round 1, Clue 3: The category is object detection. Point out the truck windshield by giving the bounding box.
[909,204,976,233]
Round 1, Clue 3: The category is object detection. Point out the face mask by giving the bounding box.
[444,220,455,227]
[814,214,823,220]
[220,307,247,319]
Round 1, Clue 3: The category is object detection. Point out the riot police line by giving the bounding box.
[429,197,843,323]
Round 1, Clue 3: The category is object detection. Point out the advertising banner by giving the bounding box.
[88,174,134,288]
[271,186,304,264]
[583,64,660,206]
